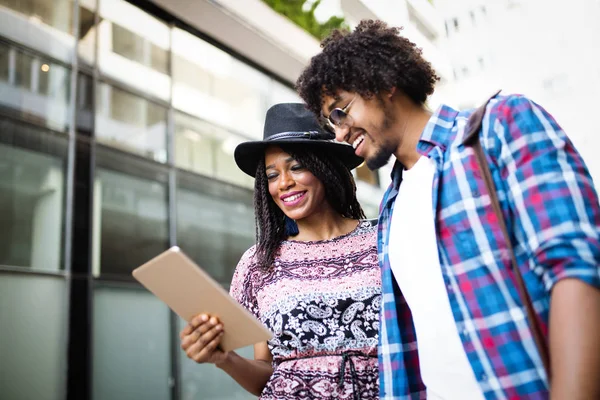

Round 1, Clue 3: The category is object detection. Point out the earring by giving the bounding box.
[284,216,299,236]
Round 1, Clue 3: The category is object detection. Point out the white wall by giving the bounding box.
[435,0,600,183]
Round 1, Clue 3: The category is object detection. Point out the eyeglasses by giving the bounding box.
[321,95,357,133]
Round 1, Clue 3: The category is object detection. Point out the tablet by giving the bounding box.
[132,246,273,352]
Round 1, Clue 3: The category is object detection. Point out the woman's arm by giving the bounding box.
[215,341,273,396]
[180,314,273,396]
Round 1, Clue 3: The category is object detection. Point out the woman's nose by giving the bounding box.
[278,171,294,190]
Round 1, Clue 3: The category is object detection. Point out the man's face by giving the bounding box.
[321,91,399,170]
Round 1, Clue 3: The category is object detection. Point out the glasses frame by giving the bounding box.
[321,95,357,133]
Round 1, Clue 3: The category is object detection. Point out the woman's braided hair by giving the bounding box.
[253,144,365,269]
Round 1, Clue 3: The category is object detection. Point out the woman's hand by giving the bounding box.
[180,314,228,365]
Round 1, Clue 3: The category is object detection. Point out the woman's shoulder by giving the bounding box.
[230,245,260,293]
[237,245,259,270]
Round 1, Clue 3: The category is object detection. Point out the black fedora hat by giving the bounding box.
[234,103,363,177]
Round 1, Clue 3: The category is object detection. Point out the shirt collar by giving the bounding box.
[416,104,460,156]
[389,104,460,183]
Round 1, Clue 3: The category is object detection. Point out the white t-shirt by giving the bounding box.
[388,156,484,400]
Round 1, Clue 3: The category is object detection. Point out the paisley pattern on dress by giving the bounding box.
[230,221,381,399]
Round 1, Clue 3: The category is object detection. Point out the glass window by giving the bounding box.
[177,317,255,400]
[268,80,301,108]
[95,83,167,162]
[172,28,270,139]
[93,285,171,400]
[78,0,97,67]
[174,112,253,188]
[176,172,254,283]
[14,50,33,90]
[0,119,66,271]
[97,0,171,100]
[93,150,169,277]
[76,73,94,133]
[0,0,76,63]
[0,43,71,131]
[0,273,67,400]
[355,163,380,187]
[0,43,8,80]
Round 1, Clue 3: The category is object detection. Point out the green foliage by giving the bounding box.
[262,0,348,41]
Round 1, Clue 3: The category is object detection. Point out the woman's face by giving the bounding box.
[264,146,327,222]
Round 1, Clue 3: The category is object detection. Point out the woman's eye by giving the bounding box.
[266,174,278,180]
[291,164,304,171]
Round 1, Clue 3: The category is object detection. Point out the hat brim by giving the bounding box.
[234,140,364,177]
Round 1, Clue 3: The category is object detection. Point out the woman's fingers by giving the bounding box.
[183,322,224,363]
[180,319,218,350]
[180,314,210,337]
[193,331,224,363]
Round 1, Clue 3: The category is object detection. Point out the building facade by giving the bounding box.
[434,0,600,182]
[0,0,383,399]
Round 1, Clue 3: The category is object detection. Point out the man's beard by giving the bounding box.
[366,141,395,170]
[365,106,397,170]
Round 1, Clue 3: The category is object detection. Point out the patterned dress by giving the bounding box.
[230,221,381,400]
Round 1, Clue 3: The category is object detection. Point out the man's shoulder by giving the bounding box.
[445,93,541,148]
[467,92,538,122]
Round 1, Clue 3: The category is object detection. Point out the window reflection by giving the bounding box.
[0,43,8,81]
[356,163,380,187]
[0,0,76,63]
[0,42,71,131]
[0,274,67,400]
[97,0,170,100]
[268,80,302,107]
[78,0,97,67]
[176,173,255,283]
[172,28,270,138]
[174,112,253,188]
[95,83,167,162]
[76,73,94,133]
[94,154,169,277]
[0,119,66,271]
[93,285,171,399]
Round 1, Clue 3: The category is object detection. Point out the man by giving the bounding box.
[296,20,600,400]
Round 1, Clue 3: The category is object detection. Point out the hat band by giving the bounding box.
[267,131,334,141]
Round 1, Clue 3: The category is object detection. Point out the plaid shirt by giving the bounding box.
[377,93,600,399]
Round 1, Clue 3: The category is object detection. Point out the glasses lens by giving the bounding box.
[329,109,346,126]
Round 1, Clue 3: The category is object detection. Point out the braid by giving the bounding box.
[254,161,287,269]
[253,145,366,269]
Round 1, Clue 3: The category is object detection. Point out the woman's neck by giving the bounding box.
[292,207,359,242]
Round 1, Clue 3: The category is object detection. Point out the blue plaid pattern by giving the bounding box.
[377,93,600,399]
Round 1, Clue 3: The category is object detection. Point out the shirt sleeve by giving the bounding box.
[229,246,261,320]
[489,94,600,291]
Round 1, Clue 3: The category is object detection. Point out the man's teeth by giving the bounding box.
[353,134,365,149]
[283,193,304,202]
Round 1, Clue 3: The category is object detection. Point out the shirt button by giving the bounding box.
[480,373,488,382]
[446,284,453,293]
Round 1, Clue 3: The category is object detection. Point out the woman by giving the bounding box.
[179,103,381,399]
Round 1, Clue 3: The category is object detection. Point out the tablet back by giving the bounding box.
[132,246,272,352]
